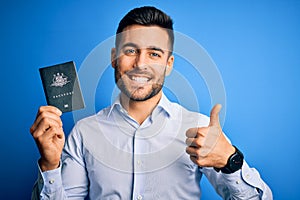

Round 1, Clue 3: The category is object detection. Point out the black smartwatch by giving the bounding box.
[215,146,244,174]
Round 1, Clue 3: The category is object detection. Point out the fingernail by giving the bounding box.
[56,108,62,116]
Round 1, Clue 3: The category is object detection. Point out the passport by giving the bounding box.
[39,61,85,113]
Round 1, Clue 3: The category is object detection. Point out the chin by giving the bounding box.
[129,88,162,101]
[128,92,152,101]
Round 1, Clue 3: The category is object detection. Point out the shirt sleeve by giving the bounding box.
[31,163,66,200]
[201,161,273,200]
[31,126,89,200]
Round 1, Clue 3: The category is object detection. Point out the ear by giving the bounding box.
[111,48,117,68]
[165,55,174,76]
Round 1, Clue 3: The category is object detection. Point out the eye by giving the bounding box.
[150,52,161,58]
[124,48,137,55]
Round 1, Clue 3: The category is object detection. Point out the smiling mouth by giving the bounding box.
[129,75,151,83]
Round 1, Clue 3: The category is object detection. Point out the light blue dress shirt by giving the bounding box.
[32,94,272,199]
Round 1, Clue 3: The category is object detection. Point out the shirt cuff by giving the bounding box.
[221,161,264,196]
[37,161,63,194]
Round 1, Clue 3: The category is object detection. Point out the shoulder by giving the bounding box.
[169,101,210,127]
[72,106,112,134]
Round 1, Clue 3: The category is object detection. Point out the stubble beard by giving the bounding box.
[114,66,165,101]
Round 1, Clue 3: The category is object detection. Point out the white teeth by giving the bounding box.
[132,76,149,83]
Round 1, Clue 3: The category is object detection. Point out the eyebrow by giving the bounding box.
[121,43,165,54]
[147,46,165,54]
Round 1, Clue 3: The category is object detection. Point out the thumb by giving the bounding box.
[209,104,222,127]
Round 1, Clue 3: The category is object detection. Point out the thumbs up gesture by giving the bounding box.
[185,104,235,168]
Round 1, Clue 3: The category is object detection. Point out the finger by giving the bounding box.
[186,148,210,167]
[36,111,62,127]
[186,146,199,157]
[31,114,62,134]
[36,106,62,118]
[30,107,62,133]
[31,117,63,139]
[35,127,64,150]
[186,127,208,139]
[38,126,57,142]
[185,137,204,147]
[40,126,64,142]
[186,128,198,138]
[185,138,196,146]
[185,138,194,146]
[209,104,222,127]
[189,156,198,164]
[54,126,64,139]
[189,155,209,167]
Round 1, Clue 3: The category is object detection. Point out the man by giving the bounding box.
[30,6,272,199]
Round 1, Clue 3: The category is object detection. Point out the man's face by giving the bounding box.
[112,25,174,101]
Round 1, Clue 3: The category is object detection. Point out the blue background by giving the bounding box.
[1,0,299,199]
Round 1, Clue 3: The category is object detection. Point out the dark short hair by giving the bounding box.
[115,6,174,52]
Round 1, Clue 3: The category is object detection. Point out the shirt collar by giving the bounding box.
[107,94,124,117]
[155,93,173,118]
[107,92,174,119]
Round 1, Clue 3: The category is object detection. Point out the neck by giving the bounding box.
[120,91,162,125]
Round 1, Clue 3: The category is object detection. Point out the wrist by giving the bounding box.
[38,158,60,172]
[215,145,244,174]
[223,145,236,166]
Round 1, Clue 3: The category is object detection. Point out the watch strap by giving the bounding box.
[215,145,244,174]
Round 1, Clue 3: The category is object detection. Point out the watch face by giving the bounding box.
[230,154,243,171]
[220,146,244,174]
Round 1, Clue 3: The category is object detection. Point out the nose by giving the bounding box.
[134,50,148,70]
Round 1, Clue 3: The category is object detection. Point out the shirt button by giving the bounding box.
[137,160,142,165]
[137,194,143,200]
[245,174,250,179]
[49,179,55,184]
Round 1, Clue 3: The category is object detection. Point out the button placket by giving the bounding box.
[132,129,145,200]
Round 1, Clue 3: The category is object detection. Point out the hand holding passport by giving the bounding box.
[39,61,85,113]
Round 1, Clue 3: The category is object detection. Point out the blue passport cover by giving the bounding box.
[39,61,85,113]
